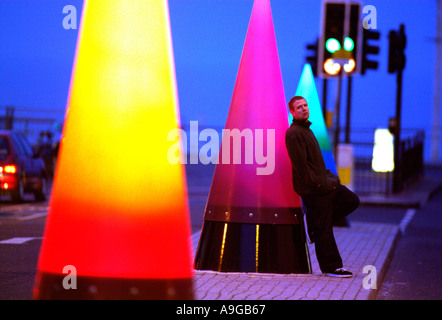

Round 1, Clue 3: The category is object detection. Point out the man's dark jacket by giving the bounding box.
[285,119,339,195]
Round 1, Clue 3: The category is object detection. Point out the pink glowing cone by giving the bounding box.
[194,0,310,274]
[207,0,300,214]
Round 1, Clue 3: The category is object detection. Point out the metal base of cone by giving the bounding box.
[33,272,193,300]
[194,220,311,274]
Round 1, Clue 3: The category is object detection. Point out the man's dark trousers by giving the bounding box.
[301,184,360,273]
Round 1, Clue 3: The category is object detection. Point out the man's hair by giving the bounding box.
[288,96,306,112]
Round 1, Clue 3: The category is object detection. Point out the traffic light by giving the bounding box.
[305,38,319,76]
[319,1,361,77]
[361,29,380,75]
[388,24,406,73]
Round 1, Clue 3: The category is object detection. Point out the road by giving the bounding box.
[0,197,48,299]
[0,164,440,300]
[376,187,442,300]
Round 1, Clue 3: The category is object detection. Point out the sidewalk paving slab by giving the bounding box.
[191,222,400,300]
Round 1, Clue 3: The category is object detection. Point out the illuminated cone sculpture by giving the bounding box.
[292,64,338,175]
[33,0,193,299]
[194,0,311,274]
[293,63,348,227]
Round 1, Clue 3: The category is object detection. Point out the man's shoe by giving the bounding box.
[324,268,353,278]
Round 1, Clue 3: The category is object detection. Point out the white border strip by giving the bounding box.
[399,208,416,234]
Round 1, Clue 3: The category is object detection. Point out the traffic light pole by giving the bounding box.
[333,71,343,157]
[389,23,406,193]
[322,78,328,117]
[345,76,353,143]
[393,68,403,193]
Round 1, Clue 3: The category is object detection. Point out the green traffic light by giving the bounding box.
[325,38,340,53]
[326,37,354,53]
[344,37,354,51]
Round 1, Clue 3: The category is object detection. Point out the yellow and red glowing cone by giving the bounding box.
[33,0,193,299]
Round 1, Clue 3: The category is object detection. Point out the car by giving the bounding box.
[0,130,47,202]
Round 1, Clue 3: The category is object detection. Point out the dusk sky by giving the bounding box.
[0,0,439,162]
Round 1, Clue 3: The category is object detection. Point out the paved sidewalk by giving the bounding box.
[190,222,400,300]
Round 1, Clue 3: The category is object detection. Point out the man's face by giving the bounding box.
[291,99,309,121]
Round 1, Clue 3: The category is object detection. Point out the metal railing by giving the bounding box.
[331,127,425,195]
[0,106,63,146]
[394,130,425,192]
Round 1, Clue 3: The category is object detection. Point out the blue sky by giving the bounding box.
[0,0,439,161]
